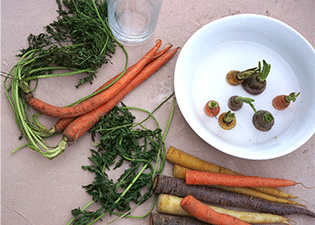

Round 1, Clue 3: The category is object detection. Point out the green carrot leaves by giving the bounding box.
[4,0,129,157]
[68,96,176,224]
[20,0,118,87]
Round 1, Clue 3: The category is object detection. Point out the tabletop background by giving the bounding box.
[1,0,315,224]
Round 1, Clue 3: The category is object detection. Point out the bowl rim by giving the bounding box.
[174,13,315,160]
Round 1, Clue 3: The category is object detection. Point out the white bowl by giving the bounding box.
[174,14,315,160]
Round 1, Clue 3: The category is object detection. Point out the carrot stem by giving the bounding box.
[24,68,98,82]
[65,93,176,225]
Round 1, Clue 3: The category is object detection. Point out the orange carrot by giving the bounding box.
[218,111,236,130]
[90,44,172,95]
[204,100,220,117]
[63,47,179,142]
[48,70,127,134]
[53,118,76,134]
[48,44,173,134]
[185,170,297,187]
[180,195,250,225]
[272,92,300,110]
[25,39,163,118]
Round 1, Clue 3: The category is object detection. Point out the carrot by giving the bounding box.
[63,47,179,142]
[226,66,258,86]
[47,69,130,135]
[272,92,300,110]
[46,45,173,135]
[52,118,76,134]
[157,194,293,224]
[218,110,236,130]
[46,73,123,135]
[45,46,179,158]
[165,146,297,198]
[149,212,208,225]
[24,39,163,118]
[185,170,297,187]
[180,195,251,225]
[204,100,220,117]
[90,44,172,95]
[173,164,304,207]
[153,175,315,217]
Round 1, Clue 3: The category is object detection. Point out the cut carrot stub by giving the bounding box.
[180,195,251,225]
[185,170,297,187]
[204,100,220,117]
[272,92,300,110]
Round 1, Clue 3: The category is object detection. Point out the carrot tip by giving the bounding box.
[297,182,315,189]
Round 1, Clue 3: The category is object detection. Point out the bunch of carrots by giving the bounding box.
[150,146,315,225]
[16,40,179,159]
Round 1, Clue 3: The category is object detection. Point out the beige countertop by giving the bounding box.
[1,0,315,224]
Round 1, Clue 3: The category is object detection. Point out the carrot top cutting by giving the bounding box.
[180,195,251,225]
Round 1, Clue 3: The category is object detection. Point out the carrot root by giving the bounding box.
[154,175,315,217]
[25,40,163,118]
[166,146,297,198]
[185,170,297,187]
[63,47,179,143]
[173,164,305,207]
[157,194,293,225]
[43,44,179,158]
[180,195,251,225]
[46,44,174,135]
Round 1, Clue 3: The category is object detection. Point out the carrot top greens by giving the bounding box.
[256,60,271,83]
[3,0,129,157]
[208,100,219,109]
[68,96,176,225]
[223,110,235,124]
[284,92,300,103]
[20,0,120,87]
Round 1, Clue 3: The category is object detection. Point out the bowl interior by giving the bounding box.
[174,14,315,160]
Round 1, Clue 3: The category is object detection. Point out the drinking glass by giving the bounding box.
[107,0,163,46]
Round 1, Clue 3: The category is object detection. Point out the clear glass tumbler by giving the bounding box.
[107,0,163,46]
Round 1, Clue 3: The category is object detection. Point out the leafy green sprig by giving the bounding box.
[67,95,176,225]
[20,0,119,86]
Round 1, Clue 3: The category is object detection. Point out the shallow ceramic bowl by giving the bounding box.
[174,14,315,160]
